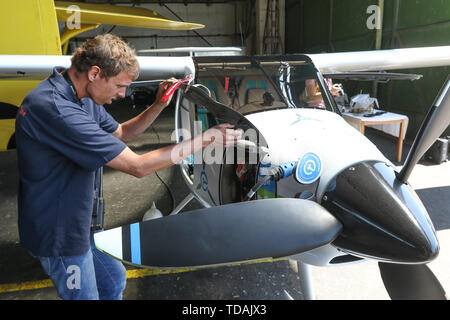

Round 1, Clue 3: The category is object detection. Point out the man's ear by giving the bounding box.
[87,66,101,82]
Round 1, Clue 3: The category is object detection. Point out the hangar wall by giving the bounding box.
[67,1,283,56]
[285,0,450,139]
[67,2,248,52]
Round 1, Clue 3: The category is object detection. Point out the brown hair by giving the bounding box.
[71,34,139,80]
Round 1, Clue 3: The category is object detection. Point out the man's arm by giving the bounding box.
[107,123,242,178]
[112,78,176,143]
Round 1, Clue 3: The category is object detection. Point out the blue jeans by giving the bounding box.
[39,237,127,300]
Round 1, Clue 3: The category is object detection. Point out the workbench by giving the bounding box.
[342,111,409,162]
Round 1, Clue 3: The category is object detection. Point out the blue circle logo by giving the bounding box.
[296,152,322,184]
[201,171,208,191]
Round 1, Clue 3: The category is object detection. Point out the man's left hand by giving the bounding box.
[155,78,178,108]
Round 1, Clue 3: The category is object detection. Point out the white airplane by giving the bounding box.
[2,45,450,300]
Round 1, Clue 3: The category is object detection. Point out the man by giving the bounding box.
[15,34,241,300]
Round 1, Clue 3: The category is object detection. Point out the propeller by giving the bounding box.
[398,75,450,182]
[95,198,342,268]
[380,75,450,299]
[379,262,447,300]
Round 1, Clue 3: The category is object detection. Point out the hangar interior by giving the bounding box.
[63,0,450,140]
[0,0,449,301]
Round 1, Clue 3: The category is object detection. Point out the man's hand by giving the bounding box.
[108,123,243,179]
[203,123,243,148]
[154,78,178,108]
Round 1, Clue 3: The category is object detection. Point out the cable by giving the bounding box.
[243,162,297,201]
[243,174,272,201]
[243,166,283,201]
[150,124,177,213]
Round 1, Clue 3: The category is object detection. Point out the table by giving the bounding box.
[342,111,409,162]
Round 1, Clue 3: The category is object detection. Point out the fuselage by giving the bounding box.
[175,55,439,266]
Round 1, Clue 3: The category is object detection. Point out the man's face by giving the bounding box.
[87,69,133,105]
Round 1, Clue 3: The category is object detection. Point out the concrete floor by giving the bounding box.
[0,103,448,300]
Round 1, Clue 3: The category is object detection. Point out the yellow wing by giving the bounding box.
[54,1,205,31]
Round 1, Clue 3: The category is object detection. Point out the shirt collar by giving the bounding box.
[48,66,81,104]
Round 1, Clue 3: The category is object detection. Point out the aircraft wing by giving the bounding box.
[0,55,195,81]
[308,46,450,73]
[1,45,449,81]
[54,1,205,31]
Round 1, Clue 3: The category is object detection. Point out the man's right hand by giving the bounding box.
[202,123,243,148]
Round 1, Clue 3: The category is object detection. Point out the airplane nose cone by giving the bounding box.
[322,161,439,263]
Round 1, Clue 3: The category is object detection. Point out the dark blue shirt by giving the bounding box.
[16,67,127,257]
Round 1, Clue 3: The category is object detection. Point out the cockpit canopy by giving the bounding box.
[194,55,339,116]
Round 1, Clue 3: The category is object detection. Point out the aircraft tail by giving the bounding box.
[0,0,61,55]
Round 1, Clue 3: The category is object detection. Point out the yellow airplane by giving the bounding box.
[0,0,204,151]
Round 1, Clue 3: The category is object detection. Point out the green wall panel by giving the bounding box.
[285,0,450,139]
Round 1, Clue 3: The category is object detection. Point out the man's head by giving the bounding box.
[71,34,140,105]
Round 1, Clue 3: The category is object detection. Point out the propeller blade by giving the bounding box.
[94,198,342,268]
[378,262,447,300]
[398,75,450,182]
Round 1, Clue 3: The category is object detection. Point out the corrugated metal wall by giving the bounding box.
[286,0,450,139]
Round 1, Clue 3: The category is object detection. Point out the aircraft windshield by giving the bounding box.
[196,57,338,115]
